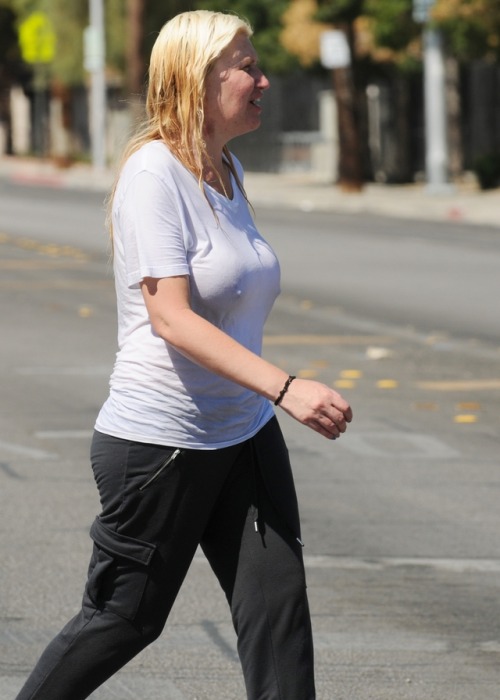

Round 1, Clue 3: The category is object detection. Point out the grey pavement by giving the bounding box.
[0,155,498,228]
[1,157,500,699]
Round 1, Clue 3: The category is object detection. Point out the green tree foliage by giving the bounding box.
[433,0,500,61]
[105,0,127,76]
[283,0,421,70]
[2,0,498,91]
[363,0,417,54]
[142,1,197,60]
[315,0,364,24]
[0,0,34,15]
[361,0,421,72]
[0,4,23,77]
[194,0,299,73]
[43,2,87,85]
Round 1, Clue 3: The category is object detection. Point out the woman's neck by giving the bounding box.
[203,152,233,198]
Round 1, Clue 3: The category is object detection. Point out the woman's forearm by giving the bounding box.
[155,305,289,402]
[141,275,352,439]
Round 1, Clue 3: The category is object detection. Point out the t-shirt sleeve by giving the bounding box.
[114,169,190,289]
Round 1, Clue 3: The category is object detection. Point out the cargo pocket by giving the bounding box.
[86,516,157,622]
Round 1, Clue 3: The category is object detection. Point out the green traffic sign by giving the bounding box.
[19,11,56,64]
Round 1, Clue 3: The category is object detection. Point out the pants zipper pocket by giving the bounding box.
[138,448,181,491]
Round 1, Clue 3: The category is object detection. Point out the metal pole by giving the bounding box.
[89,0,106,170]
[423,27,450,192]
[33,63,47,156]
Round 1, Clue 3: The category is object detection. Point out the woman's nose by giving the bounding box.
[257,70,270,91]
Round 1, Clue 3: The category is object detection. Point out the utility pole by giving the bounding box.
[84,0,106,170]
[423,26,449,191]
[413,0,451,192]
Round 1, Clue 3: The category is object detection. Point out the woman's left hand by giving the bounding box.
[277,378,353,440]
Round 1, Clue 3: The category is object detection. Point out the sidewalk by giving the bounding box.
[1,155,498,228]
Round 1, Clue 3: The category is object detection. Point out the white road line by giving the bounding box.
[16,366,110,376]
[35,430,93,439]
[0,440,57,460]
[302,555,500,574]
[336,431,459,458]
[192,552,500,574]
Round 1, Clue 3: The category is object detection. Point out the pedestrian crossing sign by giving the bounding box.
[19,12,56,64]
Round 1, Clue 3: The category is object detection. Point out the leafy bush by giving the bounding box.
[473,153,500,190]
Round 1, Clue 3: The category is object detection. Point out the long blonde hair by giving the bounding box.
[107,10,253,232]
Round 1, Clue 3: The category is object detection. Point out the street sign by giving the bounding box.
[413,0,436,23]
[18,12,56,64]
[84,25,105,72]
[320,30,351,70]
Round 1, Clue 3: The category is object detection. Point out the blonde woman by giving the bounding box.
[16,10,352,700]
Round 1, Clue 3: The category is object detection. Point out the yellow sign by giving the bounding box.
[19,12,56,64]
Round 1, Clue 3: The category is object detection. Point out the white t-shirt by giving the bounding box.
[95,141,280,449]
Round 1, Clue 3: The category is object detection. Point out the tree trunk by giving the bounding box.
[332,64,364,191]
[445,55,463,180]
[394,74,412,182]
[331,24,364,192]
[126,0,147,127]
[0,72,13,154]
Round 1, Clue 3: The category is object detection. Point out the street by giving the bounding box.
[1,181,500,699]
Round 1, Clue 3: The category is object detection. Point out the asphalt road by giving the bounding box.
[1,179,499,344]
[1,182,500,699]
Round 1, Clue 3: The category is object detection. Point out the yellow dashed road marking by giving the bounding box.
[312,359,329,368]
[16,238,39,249]
[0,232,89,261]
[340,369,363,379]
[456,401,481,411]
[298,369,319,379]
[335,370,362,389]
[377,379,399,389]
[454,415,479,424]
[78,306,94,318]
[334,379,356,389]
[417,380,500,391]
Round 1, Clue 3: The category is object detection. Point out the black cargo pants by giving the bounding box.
[16,416,316,700]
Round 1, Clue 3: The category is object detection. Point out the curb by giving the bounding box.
[243,172,499,229]
[1,156,498,228]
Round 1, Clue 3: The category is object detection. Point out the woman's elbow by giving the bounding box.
[149,314,177,344]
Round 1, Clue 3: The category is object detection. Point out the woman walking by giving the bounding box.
[16,10,352,700]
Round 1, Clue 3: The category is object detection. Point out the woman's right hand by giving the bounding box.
[277,378,353,440]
